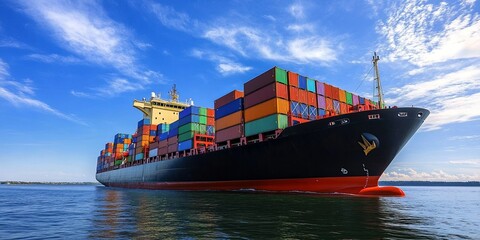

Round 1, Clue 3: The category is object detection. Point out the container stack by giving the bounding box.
[113,133,132,165]
[177,106,215,151]
[134,118,157,161]
[154,123,170,157]
[244,67,290,137]
[214,90,244,143]
[167,121,179,154]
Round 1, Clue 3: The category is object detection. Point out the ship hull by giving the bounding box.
[96,107,429,195]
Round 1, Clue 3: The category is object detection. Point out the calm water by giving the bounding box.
[0,185,478,239]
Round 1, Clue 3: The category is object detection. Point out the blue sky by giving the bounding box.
[1,0,479,182]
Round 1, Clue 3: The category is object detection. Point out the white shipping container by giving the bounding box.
[149,148,158,157]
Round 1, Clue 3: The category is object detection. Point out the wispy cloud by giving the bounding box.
[449,159,480,165]
[288,3,305,19]
[448,134,480,141]
[381,168,480,181]
[148,1,193,32]
[379,0,480,130]
[378,0,480,66]
[19,0,163,96]
[96,78,144,96]
[0,38,30,49]
[191,49,252,75]
[27,53,81,64]
[0,59,86,125]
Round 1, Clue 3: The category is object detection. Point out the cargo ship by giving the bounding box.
[96,53,429,196]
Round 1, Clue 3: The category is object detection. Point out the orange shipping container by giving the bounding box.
[207,108,215,118]
[207,117,215,126]
[244,98,290,122]
[339,90,346,103]
[307,92,317,107]
[340,103,347,114]
[324,84,333,98]
[288,71,299,87]
[332,87,340,100]
[215,111,243,130]
[150,124,157,131]
[289,86,299,102]
[325,98,334,111]
[298,89,307,104]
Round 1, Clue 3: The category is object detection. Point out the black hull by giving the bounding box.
[96,107,428,195]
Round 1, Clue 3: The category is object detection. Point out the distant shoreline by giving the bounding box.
[1,181,479,186]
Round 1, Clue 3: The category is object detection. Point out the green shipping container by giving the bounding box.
[346,92,353,105]
[199,115,207,125]
[245,114,288,137]
[179,123,207,135]
[306,78,316,93]
[178,131,195,142]
[114,160,122,166]
[127,156,133,162]
[199,107,207,116]
[275,67,288,85]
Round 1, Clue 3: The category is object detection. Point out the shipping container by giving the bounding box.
[346,91,353,105]
[207,108,215,118]
[159,132,169,141]
[167,127,179,138]
[215,98,244,120]
[178,131,195,142]
[325,98,334,112]
[138,118,151,128]
[245,114,288,137]
[359,97,365,104]
[299,103,308,119]
[298,75,307,90]
[149,148,158,157]
[157,123,169,134]
[180,106,200,119]
[324,84,333,98]
[167,136,178,144]
[309,106,317,120]
[215,124,244,143]
[244,98,290,122]
[317,95,326,109]
[332,87,340,101]
[244,82,288,108]
[244,67,288,95]
[307,92,317,107]
[135,153,144,160]
[167,144,178,153]
[316,81,325,96]
[289,86,299,102]
[287,71,299,87]
[207,117,215,126]
[340,102,348,114]
[178,114,200,126]
[159,139,168,148]
[215,111,243,130]
[199,115,207,125]
[290,101,301,117]
[179,122,207,135]
[333,100,341,114]
[158,147,168,156]
[318,108,326,117]
[339,89,346,103]
[352,94,359,105]
[178,139,193,151]
[298,89,307,104]
[214,90,244,109]
[306,78,316,93]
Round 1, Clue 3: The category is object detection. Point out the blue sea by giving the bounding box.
[0,185,478,239]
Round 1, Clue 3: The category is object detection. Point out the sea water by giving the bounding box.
[0,185,478,239]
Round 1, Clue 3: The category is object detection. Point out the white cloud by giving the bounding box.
[96,78,143,96]
[27,54,81,64]
[449,159,480,165]
[0,59,86,125]
[448,134,480,141]
[149,2,192,32]
[0,38,30,49]
[191,49,252,75]
[288,3,305,19]
[381,168,480,181]
[378,0,480,66]
[386,64,480,130]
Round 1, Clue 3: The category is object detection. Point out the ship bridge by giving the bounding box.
[133,85,190,125]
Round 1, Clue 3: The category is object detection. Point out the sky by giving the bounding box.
[0,0,479,182]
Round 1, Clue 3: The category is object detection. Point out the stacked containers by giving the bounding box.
[167,121,179,153]
[113,133,132,165]
[177,106,215,151]
[135,118,156,161]
[215,90,244,143]
[306,78,317,120]
[244,67,289,137]
[156,123,169,156]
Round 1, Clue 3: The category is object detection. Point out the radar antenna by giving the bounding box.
[372,52,385,109]
[169,84,179,102]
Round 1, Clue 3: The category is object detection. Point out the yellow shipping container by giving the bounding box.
[244,98,290,122]
[339,89,346,103]
[215,111,243,131]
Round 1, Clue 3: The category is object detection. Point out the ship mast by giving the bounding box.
[169,84,179,102]
[372,52,385,109]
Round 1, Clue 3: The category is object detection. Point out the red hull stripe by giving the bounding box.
[106,176,393,195]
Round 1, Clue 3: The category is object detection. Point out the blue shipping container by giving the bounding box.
[138,118,151,128]
[167,128,179,138]
[333,100,341,113]
[159,132,169,141]
[318,108,326,117]
[309,106,317,120]
[179,106,200,119]
[215,98,243,120]
[206,125,215,135]
[290,101,300,116]
[178,139,193,151]
[306,78,316,93]
[157,123,170,134]
[359,97,365,104]
[298,76,307,90]
[178,114,200,126]
[150,130,156,136]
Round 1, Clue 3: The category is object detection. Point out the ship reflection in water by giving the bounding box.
[89,186,472,239]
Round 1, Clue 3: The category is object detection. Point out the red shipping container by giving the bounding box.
[288,71,299,87]
[215,124,244,143]
[244,82,288,108]
[150,141,159,149]
[298,89,307,104]
[289,86,299,101]
[158,147,168,155]
[150,124,157,131]
[207,108,215,118]
[159,139,168,148]
[325,98,334,111]
[168,136,178,144]
[167,144,178,153]
[307,92,317,107]
[332,87,340,100]
[340,103,347,114]
[207,117,215,126]
[214,90,244,109]
[324,84,333,98]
